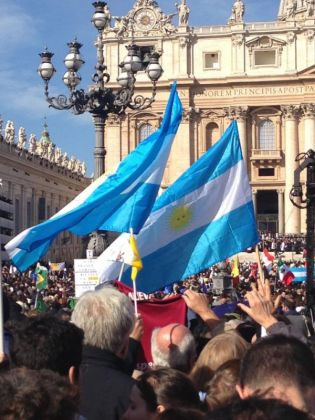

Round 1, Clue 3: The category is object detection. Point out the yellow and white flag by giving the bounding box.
[129,234,143,281]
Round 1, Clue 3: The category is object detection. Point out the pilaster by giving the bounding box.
[281,105,300,233]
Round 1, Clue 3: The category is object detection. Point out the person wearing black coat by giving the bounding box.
[72,286,137,420]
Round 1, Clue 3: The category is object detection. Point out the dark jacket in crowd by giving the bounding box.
[79,345,135,420]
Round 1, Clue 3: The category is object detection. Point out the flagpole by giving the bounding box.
[130,228,138,316]
[118,262,125,282]
[34,290,39,310]
[133,280,138,316]
[255,245,265,284]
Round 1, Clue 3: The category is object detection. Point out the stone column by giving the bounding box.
[278,189,284,234]
[105,114,121,173]
[20,185,25,230]
[169,108,193,183]
[92,115,106,180]
[301,103,315,152]
[281,105,300,234]
[229,107,249,165]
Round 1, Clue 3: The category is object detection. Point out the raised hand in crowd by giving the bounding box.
[129,314,144,342]
[182,290,220,330]
[238,280,277,330]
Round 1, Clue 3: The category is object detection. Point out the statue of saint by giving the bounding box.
[28,134,37,154]
[104,4,112,29]
[175,0,190,26]
[5,121,15,144]
[230,0,245,22]
[80,162,87,176]
[47,142,55,162]
[286,0,297,18]
[17,127,27,150]
[55,147,62,165]
[62,152,69,168]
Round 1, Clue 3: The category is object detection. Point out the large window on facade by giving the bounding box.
[38,197,46,223]
[259,120,275,150]
[204,52,220,70]
[139,123,153,142]
[254,50,276,66]
[206,122,220,149]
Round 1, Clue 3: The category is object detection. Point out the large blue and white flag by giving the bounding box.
[5,83,183,272]
[96,121,259,293]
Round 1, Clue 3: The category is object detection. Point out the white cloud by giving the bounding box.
[0,3,38,56]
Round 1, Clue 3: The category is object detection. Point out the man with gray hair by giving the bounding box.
[72,286,135,420]
[151,323,196,373]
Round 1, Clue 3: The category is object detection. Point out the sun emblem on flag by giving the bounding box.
[169,205,193,231]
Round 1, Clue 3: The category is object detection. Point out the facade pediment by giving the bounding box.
[246,35,287,49]
[297,64,315,76]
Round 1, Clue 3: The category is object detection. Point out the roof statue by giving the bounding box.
[28,134,37,154]
[229,0,245,24]
[17,127,27,150]
[175,0,190,26]
[5,121,15,145]
[104,4,112,30]
[278,0,314,20]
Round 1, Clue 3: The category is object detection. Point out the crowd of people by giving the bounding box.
[0,232,315,419]
[258,231,306,254]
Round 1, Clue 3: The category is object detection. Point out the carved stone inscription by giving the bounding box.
[179,84,315,99]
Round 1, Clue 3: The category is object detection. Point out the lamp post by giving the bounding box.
[290,150,315,319]
[38,1,163,180]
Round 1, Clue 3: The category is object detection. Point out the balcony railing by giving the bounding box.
[251,149,282,161]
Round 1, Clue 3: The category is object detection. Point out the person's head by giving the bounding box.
[0,367,79,420]
[205,359,241,411]
[282,297,296,312]
[71,286,135,359]
[156,407,206,420]
[10,314,83,384]
[123,368,201,420]
[191,332,249,392]
[237,335,315,413]
[206,397,311,420]
[151,323,196,373]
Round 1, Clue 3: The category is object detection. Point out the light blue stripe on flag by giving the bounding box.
[5,83,183,272]
[291,267,314,283]
[96,121,259,293]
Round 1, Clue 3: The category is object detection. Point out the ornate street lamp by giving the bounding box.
[38,1,163,180]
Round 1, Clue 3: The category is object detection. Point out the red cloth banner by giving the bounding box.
[116,282,187,370]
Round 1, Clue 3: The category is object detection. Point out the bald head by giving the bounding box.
[151,323,195,373]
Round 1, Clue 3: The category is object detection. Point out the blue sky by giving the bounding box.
[0,0,279,176]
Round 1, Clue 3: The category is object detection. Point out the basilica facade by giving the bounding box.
[101,0,315,234]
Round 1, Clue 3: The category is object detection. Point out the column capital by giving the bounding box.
[281,105,301,120]
[277,188,285,194]
[301,103,315,118]
[226,106,249,121]
[182,107,199,123]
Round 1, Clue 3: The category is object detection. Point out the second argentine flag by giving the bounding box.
[96,121,259,293]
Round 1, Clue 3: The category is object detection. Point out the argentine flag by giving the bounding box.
[96,121,259,293]
[5,83,183,272]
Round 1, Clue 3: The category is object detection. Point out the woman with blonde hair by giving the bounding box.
[190,332,250,392]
